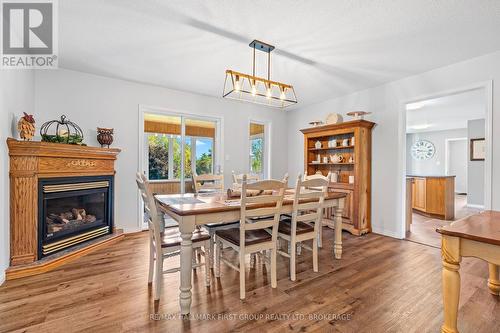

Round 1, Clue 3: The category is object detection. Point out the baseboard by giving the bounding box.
[466,204,484,209]
[0,269,5,286]
[371,226,402,239]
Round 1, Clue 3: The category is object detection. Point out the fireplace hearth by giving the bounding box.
[39,176,114,258]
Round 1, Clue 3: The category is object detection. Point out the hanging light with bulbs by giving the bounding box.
[223,40,297,108]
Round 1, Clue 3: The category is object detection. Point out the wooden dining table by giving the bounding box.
[155,190,346,315]
[436,211,500,333]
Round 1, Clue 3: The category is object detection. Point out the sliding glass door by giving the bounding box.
[142,111,220,194]
[140,110,221,229]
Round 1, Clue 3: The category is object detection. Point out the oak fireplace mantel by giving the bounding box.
[7,138,122,279]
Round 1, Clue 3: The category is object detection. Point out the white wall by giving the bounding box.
[467,119,486,206]
[287,50,500,238]
[448,139,468,194]
[0,70,35,284]
[34,69,288,233]
[406,128,467,176]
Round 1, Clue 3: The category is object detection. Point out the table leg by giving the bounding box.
[179,215,195,315]
[441,236,461,333]
[333,198,344,260]
[487,263,500,296]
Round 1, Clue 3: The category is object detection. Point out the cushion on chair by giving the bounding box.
[215,228,272,246]
[278,219,314,235]
[160,227,210,248]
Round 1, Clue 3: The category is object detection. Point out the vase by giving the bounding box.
[97,127,114,148]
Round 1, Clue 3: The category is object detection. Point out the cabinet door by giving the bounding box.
[333,189,354,222]
[412,178,426,211]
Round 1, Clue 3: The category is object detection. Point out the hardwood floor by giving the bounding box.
[406,194,481,248]
[1,228,498,333]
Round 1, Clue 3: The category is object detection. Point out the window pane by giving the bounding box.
[250,137,263,174]
[195,138,213,175]
[148,134,169,180]
[173,136,192,179]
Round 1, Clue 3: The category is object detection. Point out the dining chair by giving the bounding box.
[192,173,239,269]
[232,171,259,185]
[136,172,211,302]
[303,171,332,248]
[214,175,286,300]
[193,173,224,193]
[277,173,329,281]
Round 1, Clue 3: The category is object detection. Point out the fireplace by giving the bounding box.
[38,175,114,258]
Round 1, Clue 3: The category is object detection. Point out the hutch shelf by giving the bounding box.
[300,120,375,235]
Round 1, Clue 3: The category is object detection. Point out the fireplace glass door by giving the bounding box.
[39,176,113,258]
[44,189,107,240]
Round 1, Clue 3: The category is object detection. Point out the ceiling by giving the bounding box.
[406,89,485,133]
[59,0,500,109]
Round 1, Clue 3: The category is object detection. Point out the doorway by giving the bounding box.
[403,86,491,247]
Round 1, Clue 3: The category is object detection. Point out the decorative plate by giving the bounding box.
[411,140,435,160]
[325,113,343,124]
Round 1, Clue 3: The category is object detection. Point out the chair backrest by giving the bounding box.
[291,173,330,237]
[304,170,331,180]
[232,171,259,185]
[136,173,162,251]
[239,175,286,248]
[193,173,224,193]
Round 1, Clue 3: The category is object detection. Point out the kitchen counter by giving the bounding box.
[406,175,456,178]
[410,176,455,220]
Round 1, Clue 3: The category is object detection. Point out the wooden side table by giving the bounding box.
[436,211,500,333]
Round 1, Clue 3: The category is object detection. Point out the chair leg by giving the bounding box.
[271,247,277,289]
[290,240,296,281]
[154,254,163,301]
[204,241,211,287]
[239,251,246,300]
[313,237,318,273]
[148,239,154,285]
[250,253,256,268]
[318,222,323,248]
[215,237,221,278]
[209,230,215,269]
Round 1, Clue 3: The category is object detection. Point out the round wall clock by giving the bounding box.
[411,140,435,160]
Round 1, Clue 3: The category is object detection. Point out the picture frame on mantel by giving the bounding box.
[470,138,485,161]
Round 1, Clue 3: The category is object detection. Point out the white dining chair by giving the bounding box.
[277,173,329,281]
[136,172,211,302]
[214,175,286,300]
[303,171,332,248]
[232,171,260,185]
[191,173,240,269]
[193,173,224,193]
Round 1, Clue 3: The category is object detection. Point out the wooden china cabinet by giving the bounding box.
[300,120,375,235]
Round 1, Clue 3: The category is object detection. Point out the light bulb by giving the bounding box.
[234,75,240,91]
[251,85,257,96]
[279,87,286,100]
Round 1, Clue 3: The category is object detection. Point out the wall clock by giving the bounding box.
[411,140,435,160]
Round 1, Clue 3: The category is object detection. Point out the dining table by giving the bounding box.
[155,190,346,315]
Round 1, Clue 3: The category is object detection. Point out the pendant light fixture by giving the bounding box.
[223,40,297,108]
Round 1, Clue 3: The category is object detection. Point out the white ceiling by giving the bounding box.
[59,0,500,108]
[406,89,485,133]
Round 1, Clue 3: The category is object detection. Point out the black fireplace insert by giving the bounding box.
[38,175,114,258]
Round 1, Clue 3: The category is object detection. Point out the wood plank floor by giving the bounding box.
[406,195,482,248]
[1,228,499,333]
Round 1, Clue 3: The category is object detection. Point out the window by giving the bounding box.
[144,113,218,182]
[194,137,214,175]
[249,122,266,178]
[148,134,169,180]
